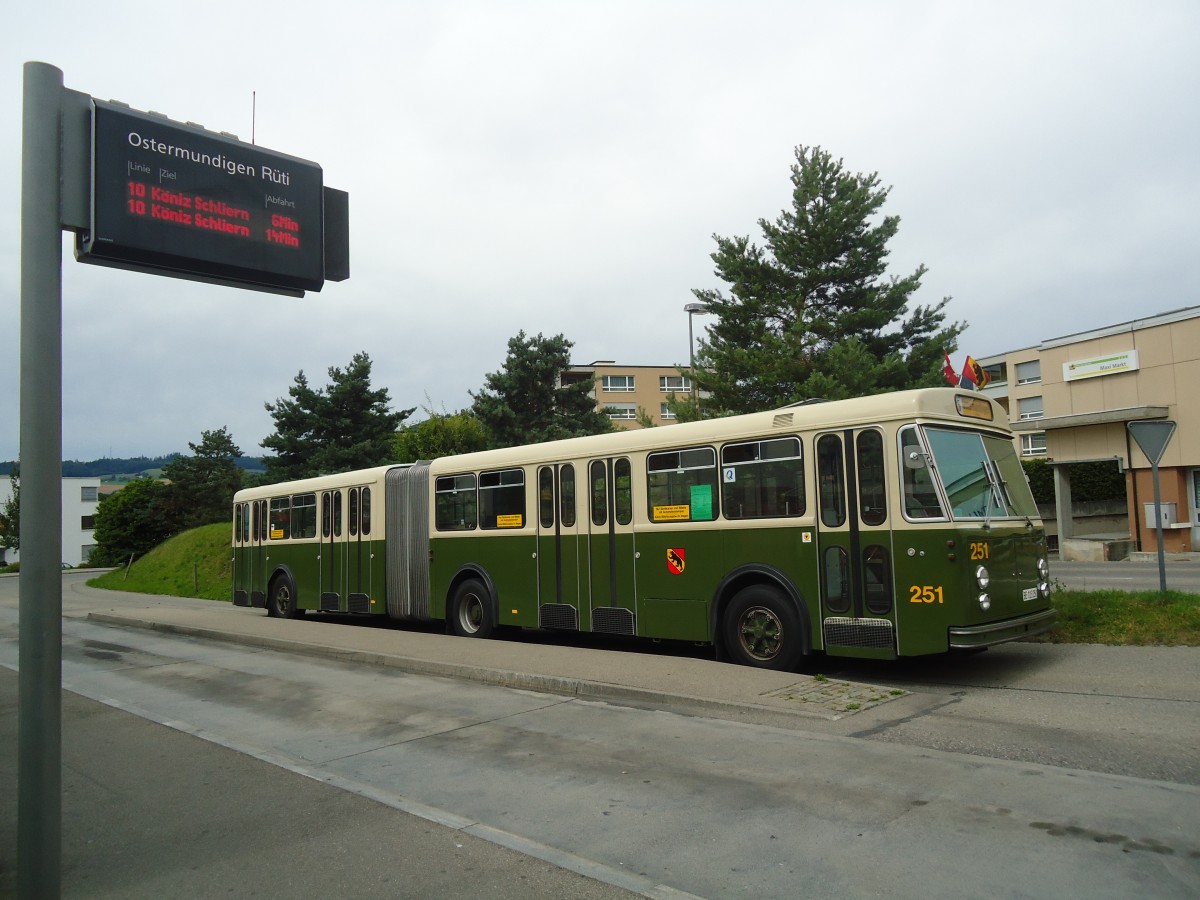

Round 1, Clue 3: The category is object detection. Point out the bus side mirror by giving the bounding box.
[904,450,927,470]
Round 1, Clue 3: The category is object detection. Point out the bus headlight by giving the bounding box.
[975,565,990,590]
[1038,581,1050,598]
[1037,558,1049,580]
[978,593,991,611]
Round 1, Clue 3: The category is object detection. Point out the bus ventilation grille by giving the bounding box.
[592,607,635,635]
[320,593,341,613]
[347,593,371,614]
[823,617,895,650]
[772,412,794,428]
[540,603,579,631]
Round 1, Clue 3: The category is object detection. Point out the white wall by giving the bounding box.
[0,475,102,567]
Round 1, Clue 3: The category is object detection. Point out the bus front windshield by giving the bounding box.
[922,427,1039,521]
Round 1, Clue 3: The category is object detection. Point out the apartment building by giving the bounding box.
[561,361,694,429]
[978,305,1200,554]
[0,475,101,567]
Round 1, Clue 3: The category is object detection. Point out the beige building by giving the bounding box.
[562,361,694,429]
[980,305,1200,555]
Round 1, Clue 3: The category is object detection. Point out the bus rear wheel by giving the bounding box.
[450,578,495,639]
[267,573,304,620]
[723,585,803,671]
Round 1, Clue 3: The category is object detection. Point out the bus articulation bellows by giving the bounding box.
[232,388,1056,669]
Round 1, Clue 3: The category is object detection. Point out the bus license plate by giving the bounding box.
[1022,587,1038,601]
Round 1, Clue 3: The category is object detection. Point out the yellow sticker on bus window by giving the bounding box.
[653,504,691,521]
[496,514,523,528]
[269,528,285,539]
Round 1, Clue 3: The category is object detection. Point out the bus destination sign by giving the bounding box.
[77,100,326,294]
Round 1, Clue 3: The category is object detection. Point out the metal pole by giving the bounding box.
[688,311,696,403]
[19,60,64,899]
[1150,461,1167,593]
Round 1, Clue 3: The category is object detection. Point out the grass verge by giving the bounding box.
[87,523,232,602]
[1026,588,1200,646]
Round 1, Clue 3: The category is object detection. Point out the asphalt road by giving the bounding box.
[1,574,1197,898]
[1051,557,1200,592]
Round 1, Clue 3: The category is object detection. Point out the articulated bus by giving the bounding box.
[232,388,1056,669]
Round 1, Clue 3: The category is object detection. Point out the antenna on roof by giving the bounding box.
[251,91,256,145]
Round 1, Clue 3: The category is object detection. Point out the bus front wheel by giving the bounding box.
[722,585,803,671]
[450,579,495,639]
[267,573,304,620]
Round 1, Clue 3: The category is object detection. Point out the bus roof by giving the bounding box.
[237,388,1008,496]
[427,387,1008,475]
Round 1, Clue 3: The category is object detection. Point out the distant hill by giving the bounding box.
[0,456,266,478]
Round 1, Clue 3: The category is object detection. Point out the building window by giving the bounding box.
[982,363,1006,386]
[606,404,637,420]
[601,375,635,392]
[659,375,691,393]
[81,544,96,561]
[1021,432,1048,457]
[80,516,95,531]
[660,403,676,421]
[1015,360,1042,385]
[80,486,98,502]
[1018,396,1044,420]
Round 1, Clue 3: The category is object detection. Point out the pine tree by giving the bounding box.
[691,145,963,415]
[471,332,612,449]
[262,352,413,480]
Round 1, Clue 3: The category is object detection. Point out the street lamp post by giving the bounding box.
[684,302,706,404]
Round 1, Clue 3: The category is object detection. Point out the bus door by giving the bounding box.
[814,429,898,657]
[344,486,373,613]
[321,489,344,611]
[247,499,269,607]
[536,464,582,628]
[585,457,637,635]
[322,487,374,613]
[233,500,265,607]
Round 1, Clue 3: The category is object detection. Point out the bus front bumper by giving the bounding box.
[949,608,1058,649]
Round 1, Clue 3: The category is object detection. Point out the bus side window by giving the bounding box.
[824,546,850,613]
[349,488,359,537]
[856,430,887,526]
[361,486,371,535]
[590,461,607,527]
[900,427,944,519]
[560,465,576,528]
[539,467,555,529]
[435,474,477,531]
[615,458,633,525]
[817,435,846,528]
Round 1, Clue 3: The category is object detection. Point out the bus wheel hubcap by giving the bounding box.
[460,595,483,633]
[739,606,782,660]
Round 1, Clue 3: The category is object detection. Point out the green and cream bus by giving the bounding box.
[232,388,1056,669]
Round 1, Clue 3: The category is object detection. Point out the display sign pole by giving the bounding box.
[19,60,65,899]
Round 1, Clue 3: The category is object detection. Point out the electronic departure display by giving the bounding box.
[77,100,326,294]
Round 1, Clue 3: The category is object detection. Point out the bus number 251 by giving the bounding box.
[909,585,945,604]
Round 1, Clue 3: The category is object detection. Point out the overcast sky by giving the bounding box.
[4,1,1197,461]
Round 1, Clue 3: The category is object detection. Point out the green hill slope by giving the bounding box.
[88,523,232,602]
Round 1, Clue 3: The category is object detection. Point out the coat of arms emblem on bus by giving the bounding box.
[667,548,686,575]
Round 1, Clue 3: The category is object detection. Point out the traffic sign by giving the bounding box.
[1127,420,1176,465]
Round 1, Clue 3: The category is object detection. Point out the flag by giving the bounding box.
[960,356,989,389]
[942,352,958,386]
